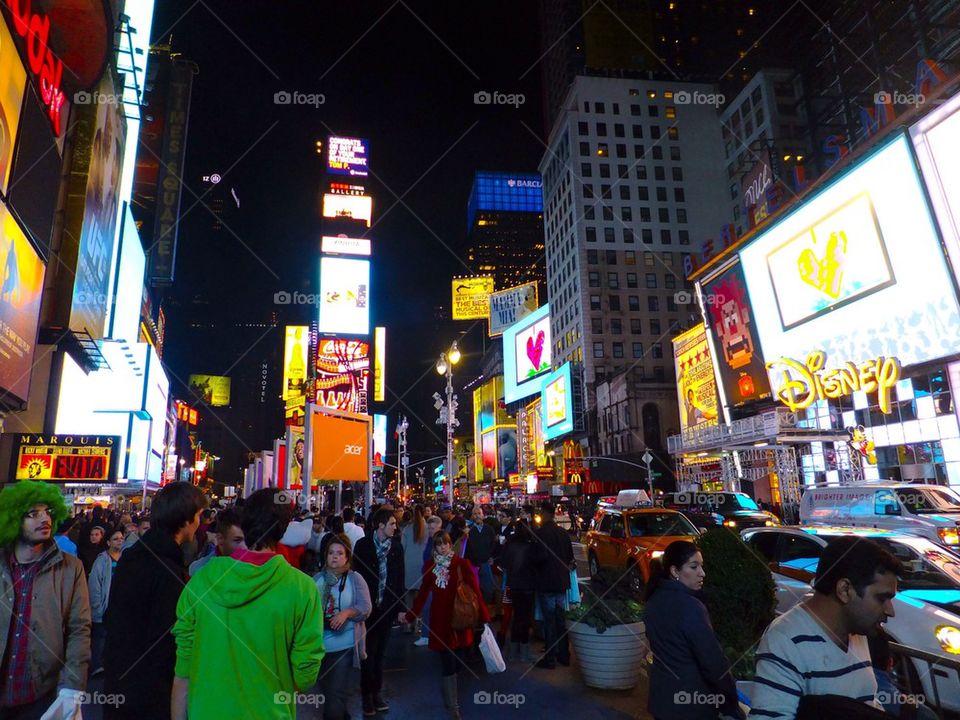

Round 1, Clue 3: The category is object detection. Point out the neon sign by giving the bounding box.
[9,0,66,135]
[766,351,901,414]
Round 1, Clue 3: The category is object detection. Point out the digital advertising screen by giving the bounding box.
[672,324,719,432]
[327,136,369,177]
[319,256,370,335]
[283,326,309,400]
[373,326,385,402]
[502,303,552,403]
[489,282,539,337]
[316,338,370,414]
[541,363,574,441]
[0,17,26,196]
[321,235,371,256]
[0,202,44,405]
[452,276,495,320]
[310,410,369,483]
[701,262,772,409]
[739,134,960,369]
[8,434,120,483]
[322,193,372,227]
[188,374,231,407]
[373,413,387,467]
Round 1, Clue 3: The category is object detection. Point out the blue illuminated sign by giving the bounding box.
[502,303,551,404]
[542,363,574,441]
[467,171,543,230]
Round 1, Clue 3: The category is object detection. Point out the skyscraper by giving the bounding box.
[465,172,546,294]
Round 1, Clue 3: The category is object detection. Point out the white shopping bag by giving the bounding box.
[478,623,506,674]
[40,689,83,720]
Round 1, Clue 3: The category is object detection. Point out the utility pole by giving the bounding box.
[396,416,409,497]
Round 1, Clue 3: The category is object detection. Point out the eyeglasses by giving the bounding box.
[24,508,52,520]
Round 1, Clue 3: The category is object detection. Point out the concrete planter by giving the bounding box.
[567,620,646,690]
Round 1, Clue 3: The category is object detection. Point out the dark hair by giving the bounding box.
[325,533,353,566]
[152,482,208,535]
[372,508,394,529]
[643,540,700,601]
[539,504,555,520]
[216,508,242,534]
[432,530,452,547]
[412,506,427,544]
[241,489,294,551]
[813,537,902,597]
[342,508,355,523]
[327,516,345,535]
[137,516,151,528]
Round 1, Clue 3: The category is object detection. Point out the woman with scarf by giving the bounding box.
[400,531,490,720]
[313,534,372,720]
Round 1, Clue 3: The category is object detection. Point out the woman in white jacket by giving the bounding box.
[89,527,124,673]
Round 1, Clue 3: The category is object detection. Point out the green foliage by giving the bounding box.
[567,572,644,634]
[698,528,777,680]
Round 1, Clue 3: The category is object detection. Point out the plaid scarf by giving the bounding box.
[432,551,452,589]
[373,534,391,605]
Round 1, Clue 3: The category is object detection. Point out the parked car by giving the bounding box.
[661,491,779,531]
[585,500,699,593]
[741,525,960,712]
[799,482,960,548]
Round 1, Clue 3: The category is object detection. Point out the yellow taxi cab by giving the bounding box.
[586,490,700,594]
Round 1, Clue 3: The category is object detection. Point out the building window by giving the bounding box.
[660,229,672,243]
[656,186,667,201]
[650,125,661,139]
[601,184,611,198]
[593,342,605,358]
[679,230,690,245]
[583,184,594,198]
[588,271,600,287]
[672,167,683,181]
[612,102,620,114]
[649,105,660,117]
[618,164,628,178]
[591,317,602,334]
[587,249,598,264]
[642,228,653,243]
[631,104,641,115]
[606,250,617,264]
[646,273,658,288]
[579,141,590,156]
[586,227,597,242]
[578,121,589,135]
[667,295,677,311]
[644,252,655,267]
[625,250,636,265]
[668,127,679,140]
[658,208,670,223]
[616,143,627,158]
[638,186,649,200]
[584,205,595,219]
[611,319,622,335]
[604,227,615,243]
[602,205,614,221]
[626,272,638,287]
[609,295,621,311]
[674,187,685,202]
[636,166,647,180]
[670,146,681,161]
[614,123,625,137]
[650,318,661,334]
[583,101,589,112]
[632,342,643,358]
[613,342,624,358]
[648,296,659,311]
[607,272,619,288]
[581,163,592,177]
[652,342,663,359]
[677,209,687,223]
[628,295,640,311]
[590,295,601,310]
[631,319,642,333]
[632,124,643,138]
[621,207,632,221]
[665,106,676,119]
[597,143,608,157]
[665,275,676,289]
[623,228,635,243]
[619,186,631,200]
[595,102,605,113]
[596,122,608,136]
[655,166,665,181]
[640,207,652,222]
[599,164,611,178]
[652,146,663,160]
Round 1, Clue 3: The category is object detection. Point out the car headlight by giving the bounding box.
[765,520,775,526]
[938,527,960,546]
[724,520,737,528]
[935,625,960,655]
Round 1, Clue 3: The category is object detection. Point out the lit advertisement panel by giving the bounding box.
[188,374,231,407]
[739,135,960,368]
[373,326,385,402]
[107,205,146,343]
[316,338,369,414]
[373,413,387,467]
[452,276,494,320]
[327,136,369,177]
[7,434,120,482]
[0,17,26,195]
[322,193,371,227]
[502,303,551,403]
[0,203,44,404]
[283,326,309,400]
[489,282,539,337]
[672,324,719,431]
[321,235,371,256]
[319,257,369,335]
[541,363,574,441]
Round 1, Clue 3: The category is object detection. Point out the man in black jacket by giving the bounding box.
[353,507,405,717]
[533,504,574,669]
[103,482,206,720]
[465,505,496,603]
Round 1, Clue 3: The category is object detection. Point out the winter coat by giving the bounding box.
[103,529,188,711]
[401,524,428,590]
[645,579,742,720]
[353,534,405,620]
[0,543,90,696]
[465,521,496,566]
[407,554,491,651]
[500,533,538,591]
[88,551,119,623]
[533,521,574,592]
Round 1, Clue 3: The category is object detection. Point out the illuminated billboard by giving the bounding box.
[283,326,309,400]
[319,256,370,335]
[373,413,387,467]
[327,136,369,177]
[0,17,26,196]
[7,434,120,482]
[188,374,231,407]
[321,235,371,256]
[502,303,552,403]
[316,338,370,414]
[373,326,386,402]
[541,363,574,441]
[322,193,372,227]
[489,282,539,337]
[672,324,719,432]
[739,135,960,368]
[452,276,494,320]
[0,203,45,405]
[310,410,370,483]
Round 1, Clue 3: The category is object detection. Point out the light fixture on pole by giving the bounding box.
[435,341,461,507]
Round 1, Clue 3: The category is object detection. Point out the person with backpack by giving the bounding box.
[400,531,490,720]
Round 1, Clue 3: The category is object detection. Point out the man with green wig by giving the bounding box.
[0,480,90,719]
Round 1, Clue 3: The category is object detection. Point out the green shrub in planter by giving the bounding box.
[567,574,644,634]
[698,528,776,679]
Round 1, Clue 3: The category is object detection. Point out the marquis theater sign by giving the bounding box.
[766,351,901,414]
[4,0,113,136]
[6,434,120,482]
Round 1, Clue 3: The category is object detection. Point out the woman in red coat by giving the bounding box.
[401,531,490,720]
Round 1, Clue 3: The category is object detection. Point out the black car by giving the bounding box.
[660,492,779,531]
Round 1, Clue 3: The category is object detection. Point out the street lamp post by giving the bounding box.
[435,341,461,508]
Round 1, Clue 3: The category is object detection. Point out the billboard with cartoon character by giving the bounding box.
[701,262,771,409]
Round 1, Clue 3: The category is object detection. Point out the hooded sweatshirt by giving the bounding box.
[173,550,325,720]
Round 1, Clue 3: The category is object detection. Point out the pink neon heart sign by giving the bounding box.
[526,330,545,370]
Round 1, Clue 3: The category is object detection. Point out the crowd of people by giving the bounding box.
[0,479,935,720]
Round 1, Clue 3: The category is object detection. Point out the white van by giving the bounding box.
[799,483,960,548]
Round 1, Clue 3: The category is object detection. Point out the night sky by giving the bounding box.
[152,1,547,468]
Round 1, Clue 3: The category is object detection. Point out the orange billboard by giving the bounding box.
[310,410,370,483]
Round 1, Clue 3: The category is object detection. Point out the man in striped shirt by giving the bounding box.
[749,537,901,719]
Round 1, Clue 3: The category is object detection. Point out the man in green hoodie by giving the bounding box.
[171,489,325,720]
